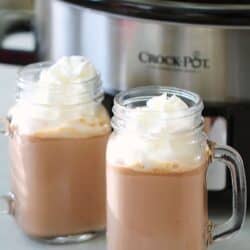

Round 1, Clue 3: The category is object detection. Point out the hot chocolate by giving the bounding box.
[107,88,212,250]
[8,56,111,241]
[107,161,209,250]
[10,132,109,238]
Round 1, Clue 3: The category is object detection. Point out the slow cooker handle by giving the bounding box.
[0,10,37,65]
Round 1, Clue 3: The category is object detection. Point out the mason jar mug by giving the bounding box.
[0,59,111,244]
[107,86,247,250]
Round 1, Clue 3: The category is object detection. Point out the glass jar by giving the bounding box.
[107,86,246,250]
[0,61,111,244]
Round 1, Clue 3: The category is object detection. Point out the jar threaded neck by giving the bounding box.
[111,86,204,137]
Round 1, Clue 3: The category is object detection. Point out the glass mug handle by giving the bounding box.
[0,117,14,215]
[208,142,247,243]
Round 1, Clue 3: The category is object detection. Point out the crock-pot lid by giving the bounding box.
[61,0,250,25]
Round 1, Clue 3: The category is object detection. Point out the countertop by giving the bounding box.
[0,64,249,249]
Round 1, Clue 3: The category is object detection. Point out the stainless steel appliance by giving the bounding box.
[0,0,249,198]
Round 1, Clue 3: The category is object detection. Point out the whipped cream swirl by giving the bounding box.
[108,92,206,168]
[9,56,110,137]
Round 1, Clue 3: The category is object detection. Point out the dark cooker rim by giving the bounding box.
[60,0,250,26]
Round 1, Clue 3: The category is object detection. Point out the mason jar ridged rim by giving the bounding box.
[17,61,104,106]
[112,86,204,134]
